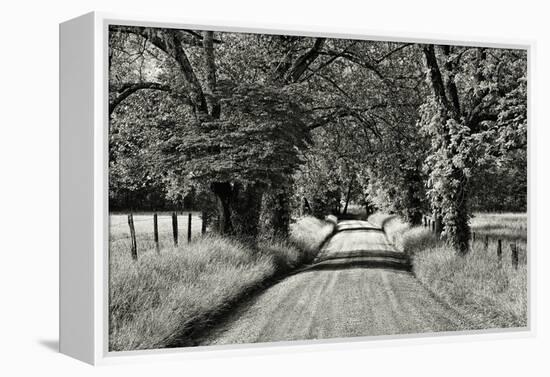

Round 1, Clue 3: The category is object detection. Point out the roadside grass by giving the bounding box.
[109,215,334,351]
[369,212,527,329]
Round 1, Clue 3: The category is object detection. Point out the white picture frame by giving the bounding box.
[59,11,534,365]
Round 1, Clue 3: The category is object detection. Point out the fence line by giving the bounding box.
[114,212,204,261]
[421,215,525,269]
[110,213,202,227]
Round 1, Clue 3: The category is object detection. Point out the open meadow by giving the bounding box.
[110,212,204,254]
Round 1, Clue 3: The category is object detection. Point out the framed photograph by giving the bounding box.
[60,12,531,365]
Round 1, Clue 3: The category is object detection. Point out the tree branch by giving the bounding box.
[180,29,223,44]
[439,45,461,120]
[321,50,386,81]
[375,43,413,63]
[286,38,326,82]
[111,26,210,117]
[421,44,449,110]
[307,104,385,135]
[109,82,171,115]
[300,41,358,82]
[111,25,220,47]
[203,31,221,119]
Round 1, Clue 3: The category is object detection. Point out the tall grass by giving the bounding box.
[109,216,334,351]
[369,212,527,329]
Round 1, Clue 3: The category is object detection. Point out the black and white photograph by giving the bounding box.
[5,0,550,374]
[107,24,528,352]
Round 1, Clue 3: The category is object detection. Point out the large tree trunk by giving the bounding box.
[422,44,472,254]
[202,31,221,118]
[232,182,264,240]
[454,195,470,255]
[444,170,471,254]
[261,188,292,238]
[211,182,234,235]
[211,181,264,241]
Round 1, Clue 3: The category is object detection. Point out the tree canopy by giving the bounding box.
[109,26,527,252]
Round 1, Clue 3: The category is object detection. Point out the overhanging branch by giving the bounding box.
[109,82,171,115]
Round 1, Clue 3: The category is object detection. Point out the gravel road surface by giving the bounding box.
[199,220,478,345]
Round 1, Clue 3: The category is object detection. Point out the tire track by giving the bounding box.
[199,219,482,346]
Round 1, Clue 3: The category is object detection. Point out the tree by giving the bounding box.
[159,82,312,238]
[419,44,527,254]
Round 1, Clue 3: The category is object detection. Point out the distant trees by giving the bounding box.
[355,44,429,225]
[296,130,361,217]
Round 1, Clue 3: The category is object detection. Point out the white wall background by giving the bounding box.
[0,0,548,375]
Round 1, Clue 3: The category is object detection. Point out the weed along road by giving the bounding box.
[199,220,479,346]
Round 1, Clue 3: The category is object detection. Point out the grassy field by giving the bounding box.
[369,212,527,329]
[110,212,203,250]
[109,215,335,351]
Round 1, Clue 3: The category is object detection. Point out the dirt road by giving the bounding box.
[199,220,478,346]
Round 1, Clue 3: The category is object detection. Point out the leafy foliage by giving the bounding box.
[162,83,311,187]
[419,46,527,253]
[108,26,527,249]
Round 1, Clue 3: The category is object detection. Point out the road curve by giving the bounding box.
[199,220,479,346]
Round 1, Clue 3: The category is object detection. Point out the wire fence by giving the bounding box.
[110,212,205,260]
[422,215,526,269]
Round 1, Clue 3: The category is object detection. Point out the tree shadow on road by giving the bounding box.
[305,258,412,273]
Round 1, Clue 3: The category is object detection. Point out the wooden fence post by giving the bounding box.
[187,213,192,243]
[128,213,137,260]
[511,243,518,269]
[497,239,502,266]
[172,212,178,247]
[153,213,159,253]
